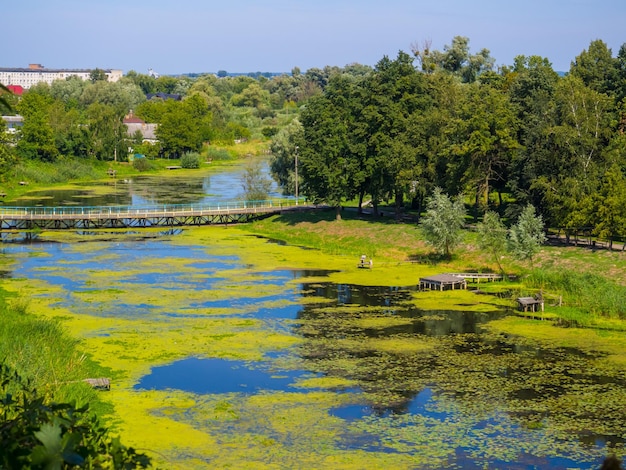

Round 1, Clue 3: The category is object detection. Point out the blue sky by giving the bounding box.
[6,0,625,75]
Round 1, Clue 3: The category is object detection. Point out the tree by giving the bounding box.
[412,36,494,83]
[363,51,429,217]
[241,160,272,201]
[0,118,16,175]
[507,55,560,210]
[89,68,108,82]
[446,82,520,212]
[477,211,508,274]
[269,118,303,196]
[85,103,125,160]
[508,204,547,266]
[15,92,58,162]
[0,83,13,113]
[80,80,145,114]
[298,75,364,220]
[155,100,205,158]
[419,187,466,258]
[570,39,618,96]
[590,164,626,249]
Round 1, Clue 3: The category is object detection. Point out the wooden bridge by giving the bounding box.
[0,199,314,230]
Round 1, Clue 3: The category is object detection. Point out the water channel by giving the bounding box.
[2,163,624,469]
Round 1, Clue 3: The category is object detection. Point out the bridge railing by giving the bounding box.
[0,198,306,217]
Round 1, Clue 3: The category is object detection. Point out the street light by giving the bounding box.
[294,146,299,205]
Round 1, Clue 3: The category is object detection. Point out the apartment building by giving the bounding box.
[0,63,123,89]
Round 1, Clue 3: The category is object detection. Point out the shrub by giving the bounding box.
[0,363,151,469]
[206,147,233,161]
[180,152,201,169]
[132,157,152,172]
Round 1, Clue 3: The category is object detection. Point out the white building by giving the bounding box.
[0,64,123,90]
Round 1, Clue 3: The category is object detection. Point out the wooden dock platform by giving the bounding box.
[419,274,467,291]
[83,378,111,390]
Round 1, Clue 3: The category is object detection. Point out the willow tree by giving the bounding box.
[508,204,546,266]
[419,187,466,258]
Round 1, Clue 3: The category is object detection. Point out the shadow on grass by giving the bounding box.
[272,206,417,226]
[407,252,448,265]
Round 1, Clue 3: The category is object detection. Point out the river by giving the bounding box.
[1,163,624,469]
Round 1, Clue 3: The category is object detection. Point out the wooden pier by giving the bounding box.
[419,274,467,291]
[83,378,111,390]
[445,273,507,283]
[419,272,509,291]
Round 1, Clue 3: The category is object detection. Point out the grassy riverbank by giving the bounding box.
[243,208,626,330]
[0,288,111,411]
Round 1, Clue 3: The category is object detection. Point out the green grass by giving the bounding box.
[0,292,112,413]
[525,268,626,320]
[244,209,626,328]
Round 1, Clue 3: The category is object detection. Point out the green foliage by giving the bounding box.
[12,159,102,185]
[476,211,508,273]
[412,36,495,82]
[419,187,466,258]
[132,157,153,172]
[261,126,278,138]
[298,74,366,218]
[241,160,272,201]
[269,118,303,195]
[16,92,59,162]
[0,363,151,469]
[155,101,206,158]
[180,152,201,169]
[508,204,547,265]
[526,269,626,319]
[206,147,234,161]
[0,83,13,113]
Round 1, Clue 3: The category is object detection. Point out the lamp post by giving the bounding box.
[294,146,299,205]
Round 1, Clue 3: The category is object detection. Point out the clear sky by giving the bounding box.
[6,0,625,75]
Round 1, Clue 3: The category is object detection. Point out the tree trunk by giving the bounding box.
[335,205,342,221]
[357,190,364,215]
[395,189,403,220]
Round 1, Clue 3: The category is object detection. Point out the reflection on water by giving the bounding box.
[5,162,282,208]
[135,357,318,394]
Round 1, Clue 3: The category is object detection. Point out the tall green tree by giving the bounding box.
[507,56,560,210]
[447,82,520,211]
[269,118,303,196]
[477,211,508,274]
[298,74,365,220]
[363,51,429,217]
[15,92,58,162]
[508,204,546,266]
[156,100,205,158]
[241,160,272,202]
[570,39,618,96]
[412,36,494,83]
[85,103,126,161]
[590,164,626,249]
[419,187,466,258]
[0,118,16,176]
